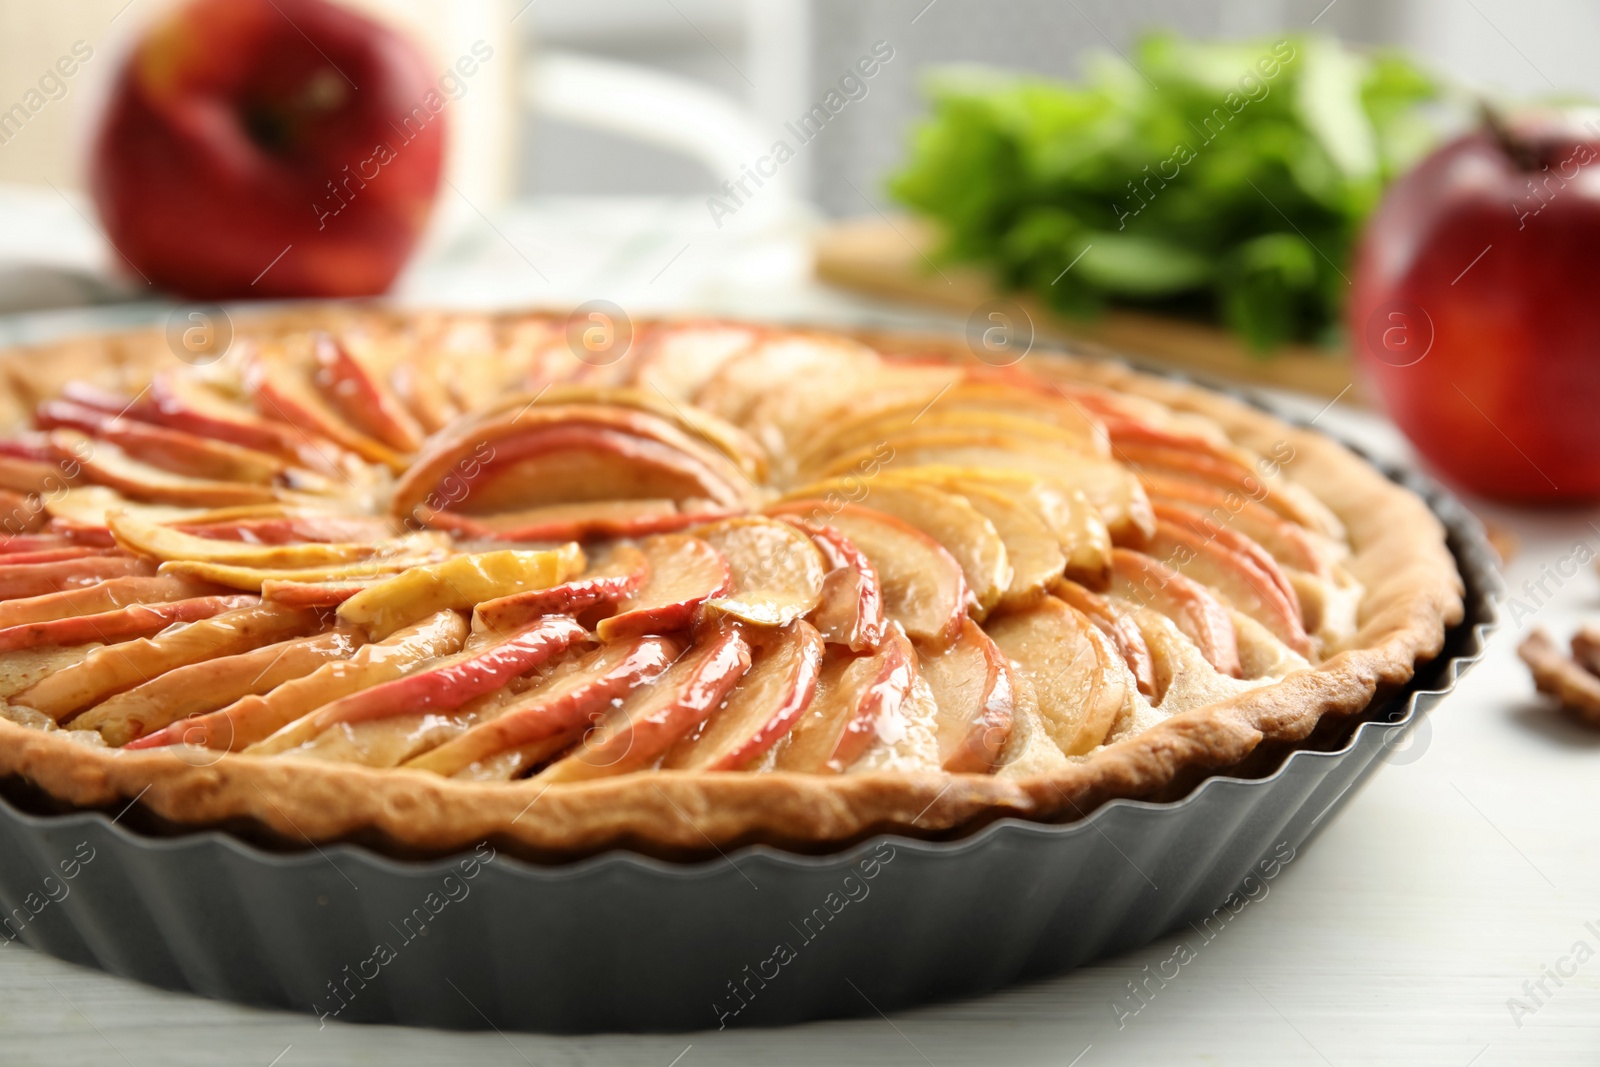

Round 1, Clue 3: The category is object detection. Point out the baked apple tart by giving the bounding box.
[0,310,1462,856]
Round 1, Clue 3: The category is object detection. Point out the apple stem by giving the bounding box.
[1479,99,1539,170]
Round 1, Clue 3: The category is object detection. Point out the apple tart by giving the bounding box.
[0,311,1463,856]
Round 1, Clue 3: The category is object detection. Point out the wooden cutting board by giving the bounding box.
[813,217,1362,402]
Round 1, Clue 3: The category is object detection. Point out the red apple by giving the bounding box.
[1351,110,1600,500]
[89,0,446,299]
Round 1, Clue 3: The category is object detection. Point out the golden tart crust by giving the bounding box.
[0,310,1463,858]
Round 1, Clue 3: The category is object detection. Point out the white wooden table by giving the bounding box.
[1,193,1597,1066]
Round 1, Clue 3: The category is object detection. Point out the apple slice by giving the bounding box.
[249,614,592,754]
[36,400,286,485]
[768,502,966,649]
[662,620,824,771]
[918,617,1015,772]
[335,545,584,639]
[784,480,1010,617]
[472,543,647,639]
[1052,577,1158,699]
[173,513,401,545]
[56,430,279,507]
[402,634,681,777]
[0,491,48,535]
[1108,549,1241,677]
[596,534,731,639]
[0,533,75,555]
[156,533,451,592]
[390,349,460,434]
[1142,478,1332,578]
[312,334,425,453]
[415,499,739,542]
[0,546,115,566]
[692,517,827,628]
[0,574,221,628]
[1140,519,1310,656]
[772,622,917,773]
[821,432,1156,546]
[72,628,365,746]
[536,621,751,783]
[628,320,761,403]
[107,511,389,568]
[260,578,379,608]
[129,609,467,752]
[247,345,408,471]
[0,593,258,654]
[775,516,885,653]
[0,554,155,600]
[15,601,320,720]
[985,597,1125,756]
[695,333,882,428]
[144,372,343,474]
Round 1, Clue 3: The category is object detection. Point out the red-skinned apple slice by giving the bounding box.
[172,514,401,545]
[0,546,116,566]
[56,430,279,507]
[260,578,378,608]
[774,515,885,653]
[0,593,257,654]
[312,334,425,453]
[247,347,407,471]
[72,628,366,746]
[1142,519,1310,656]
[917,617,1014,772]
[537,621,750,783]
[15,600,318,720]
[693,517,827,628]
[0,453,80,496]
[248,614,591,754]
[662,620,824,770]
[628,320,760,403]
[414,500,739,542]
[143,372,343,474]
[472,543,647,639]
[0,490,48,535]
[402,634,682,777]
[1108,549,1241,677]
[1150,500,1304,611]
[131,609,467,752]
[0,574,222,628]
[0,534,74,555]
[36,399,286,485]
[767,502,966,649]
[0,554,156,600]
[784,479,1009,617]
[1141,476,1331,577]
[1052,577,1158,699]
[108,511,390,568]
[336,545,584,639]
[596,534,731,639]
[985,597,1126,756]
[772,622,917,773]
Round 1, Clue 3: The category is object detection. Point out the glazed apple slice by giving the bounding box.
[416,499,740,543]
[595,534,731,639]
[72,628,366,746]
[0,574,222,628]
[156,533,451,593]
[1108,549,1241,677]
[821,432,1155,546]
[1052,577,1158,699]
[247,346,408,471]
[662,620,824,771]
[628,320,761,403]
[312,334,425,453]
[0,593,258,654]
[0,491,47,535]
[536,621,751,783]
[693,517,827,628]
[14,601,320,720]
[784,480,1010,618]
[772,622,917,773]
[0,554,155,600]
[107,511,389,568]
[1145,510,1310,655]
[173,513,401,545]
[985,597,1125,757]
[130,609,467,752]
[142,372,343,474]
[774,516,885,653]
[335,545,584,639]
[56,430,279,507]
[249,614,592,754]
[917,617,1015,772]
[0,453,81,496]
[261,578,377,608]
[695,333,882,428]
[1141,474,1330,578]
[402,634,682,777]
[36,400,286,486]
[768,502,966,649]
[472,543,647,639]
[0,533,75,555]
[0,546,116,566]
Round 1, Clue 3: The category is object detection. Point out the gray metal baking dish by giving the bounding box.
[0,337,1499,1033]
